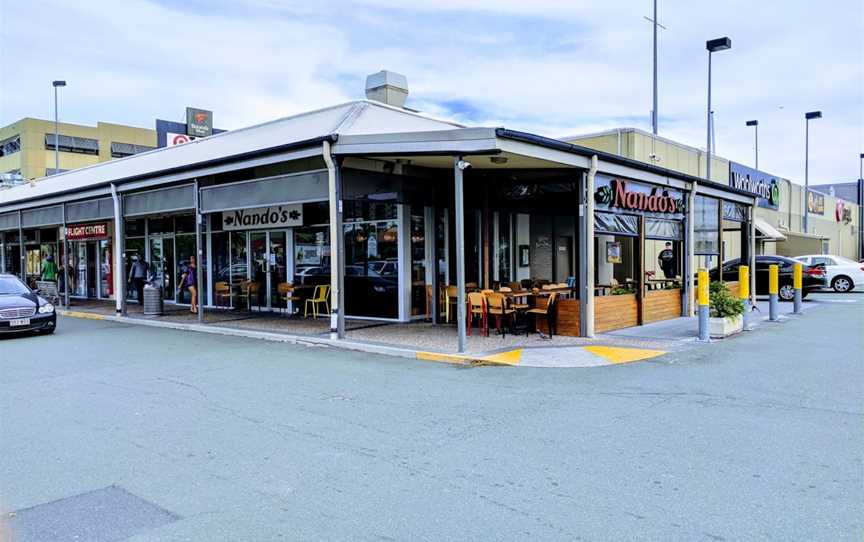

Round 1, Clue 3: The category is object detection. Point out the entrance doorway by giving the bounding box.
[249,230,290,312]
[148,235,175,301]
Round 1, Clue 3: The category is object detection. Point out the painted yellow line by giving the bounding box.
[58,310,107,321]
[416,348,522,366]
[583,345,666,364]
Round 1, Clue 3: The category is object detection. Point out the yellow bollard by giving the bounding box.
[793,262,803,313]
[697,268,710,341]
[769,264,779,321]
[793,263,802,290]
[768,264,779,295]
[738,265,749,300]
[698,269,710,306]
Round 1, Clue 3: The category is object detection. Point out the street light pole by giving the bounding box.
[803,110,822,233]
[705,37,731,182]
[52,80,66,175]
[746,120,758,170]
[652,0,658,134]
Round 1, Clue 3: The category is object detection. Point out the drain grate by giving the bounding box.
[7,485,179,542]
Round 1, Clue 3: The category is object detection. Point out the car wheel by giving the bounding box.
[778,284,795,301]
[831,276,853,293]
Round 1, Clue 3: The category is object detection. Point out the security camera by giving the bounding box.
[456,159,472,170]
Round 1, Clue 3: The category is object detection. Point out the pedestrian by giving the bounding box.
[128,254,148,305]
[179,255,198,314]
[41,254,58,282]
[658,242,676,279]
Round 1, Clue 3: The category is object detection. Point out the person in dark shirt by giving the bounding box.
[658,242,676,279]
[179,255,198,314]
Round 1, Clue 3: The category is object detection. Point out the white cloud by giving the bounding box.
[1,0,860,183]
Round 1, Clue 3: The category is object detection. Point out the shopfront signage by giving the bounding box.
[807,190,825,215]
[166,132,197,147]
[185,107,213,138]
[836,200,852,224]
[222,204,303,231]
[594,175,685,218]
[729,162,780,209]
[65,222,108,241]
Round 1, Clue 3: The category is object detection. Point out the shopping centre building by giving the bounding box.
[0,72,777,349]
[566,128,861,262]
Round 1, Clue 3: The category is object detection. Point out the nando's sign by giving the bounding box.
[594,176,685,217]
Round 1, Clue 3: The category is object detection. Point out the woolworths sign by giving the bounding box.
[729,162,780,210]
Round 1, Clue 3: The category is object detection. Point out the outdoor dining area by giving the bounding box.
[212,279,331,319]
[438,279,578,339]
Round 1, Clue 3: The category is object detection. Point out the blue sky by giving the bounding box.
[1,0,861,183]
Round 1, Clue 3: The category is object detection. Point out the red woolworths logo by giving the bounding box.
[595,179,682,214]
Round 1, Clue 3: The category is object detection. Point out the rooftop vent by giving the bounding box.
[365,70,408,108]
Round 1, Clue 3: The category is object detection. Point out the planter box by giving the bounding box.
[709,314,743,338]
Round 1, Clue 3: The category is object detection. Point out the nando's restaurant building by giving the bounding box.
[0,97,757,351]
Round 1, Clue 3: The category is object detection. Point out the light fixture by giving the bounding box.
[490,156,508,164]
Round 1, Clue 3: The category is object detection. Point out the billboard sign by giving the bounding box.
[222,204,303,231]
[65,222,108,241]
[807,191,825,215]
[185,107,213,138]
[729,162,780,209]
[166,132,196,147]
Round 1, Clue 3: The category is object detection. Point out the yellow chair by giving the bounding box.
[241,281,261,311]
[466,291,488,336]
[214,281,236,308]
[486,293,516,337]
[527,292,557,338]
[304,285,330,318]
[444,285,459,323]
[277,282,300,315]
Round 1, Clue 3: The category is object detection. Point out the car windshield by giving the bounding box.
[0,277,31,295]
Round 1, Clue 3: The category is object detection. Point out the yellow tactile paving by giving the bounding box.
[416,348,522,366]
[583,345,666,364]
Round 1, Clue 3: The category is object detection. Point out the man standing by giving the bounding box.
[658,242,676,279]
[128,254,148,305]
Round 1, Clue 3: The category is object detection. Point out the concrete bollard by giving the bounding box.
[768,264,779,321]
[793,262,803,314]
[739,264,751,330]
[697,268,710,342]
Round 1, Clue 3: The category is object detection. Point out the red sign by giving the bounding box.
[596,178,683,214]
[65,223,108,241]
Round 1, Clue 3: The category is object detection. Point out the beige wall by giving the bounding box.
[568,128,860,260]
[0,117,156,180]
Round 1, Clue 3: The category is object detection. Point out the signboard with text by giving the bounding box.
[166,132,196,147]
[807,191,825,215]
[186,107,213,138]
[594,174,685,219]
[65,222,108,241]
[729,161,780,209]
[222,204,303,231]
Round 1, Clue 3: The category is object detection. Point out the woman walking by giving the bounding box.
[180,255,198,314]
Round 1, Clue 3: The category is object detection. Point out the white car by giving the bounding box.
[793,254,864,293]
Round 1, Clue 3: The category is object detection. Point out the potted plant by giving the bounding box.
[708,281,745,338]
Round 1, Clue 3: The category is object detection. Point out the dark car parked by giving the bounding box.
[710,255,827,301]
[0,274,57,335]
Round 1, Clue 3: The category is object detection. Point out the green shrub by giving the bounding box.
[709,281,744,318]
[610,286,636,295]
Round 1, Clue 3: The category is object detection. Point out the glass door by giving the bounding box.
[149,236,175,301]
[249,232,267,311]
[268,231,287,311]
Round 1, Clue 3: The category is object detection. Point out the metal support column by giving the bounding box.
[195,179,204,324]
[686,182,697,315]
[697,268,710,342]
[426,206,438,324]
[580,156,597,338]
[60,204,68,308]
[454,157,468,353]
[323,141,345,339]
[749,205,756,308]
[18,210,25,284]
[111,184,126,315]
[768,264,779,321]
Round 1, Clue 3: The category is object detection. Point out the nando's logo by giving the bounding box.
[595,179,684,214]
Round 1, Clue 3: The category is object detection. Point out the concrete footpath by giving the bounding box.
[58,293,840,369]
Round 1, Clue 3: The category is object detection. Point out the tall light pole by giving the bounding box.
[746,120,758,170]
[803,110,822,233]
[52,80,67,175]
[644,1,666,135]
[705,37,731,182]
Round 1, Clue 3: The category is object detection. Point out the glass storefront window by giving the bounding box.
[125,218,145,237]
[175,235,195,304]
[125,238,145,302]
[497,213,512,284]
[99,240,113,298]
[343,220,398,318]
[694,196,720,255]
[594,234,636,294]
[410,210,427,317]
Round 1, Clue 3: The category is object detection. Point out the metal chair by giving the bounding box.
[277,282,300,315]
[304,284,330,318]
[214,281,236,308]
[466,291,488,337]
[526,292,557,339]
[486,292,515,337]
